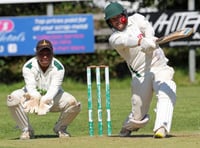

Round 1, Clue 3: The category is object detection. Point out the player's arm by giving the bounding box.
[132,13,155,38]
[109,31,156,51]
[43,69,64,100]
[38,60,65,115]
[130,14,157,52]
[22,63,41,113]
[22,63,41,98]
[109,33,139,49]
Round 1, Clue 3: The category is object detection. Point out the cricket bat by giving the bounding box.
[156,28,193,45]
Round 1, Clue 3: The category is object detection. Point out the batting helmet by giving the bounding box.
[104,2,128,28]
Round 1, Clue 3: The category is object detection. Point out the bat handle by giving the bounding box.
[156,37,163,43]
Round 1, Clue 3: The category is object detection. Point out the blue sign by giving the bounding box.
[0,14,94,56]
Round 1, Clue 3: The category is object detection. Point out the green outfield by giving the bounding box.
[0,78,199,148]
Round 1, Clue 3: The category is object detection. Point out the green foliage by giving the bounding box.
[0,2,101,16]
[0,57,25,83]
[54,2,102,14]
[56,50,129,82]
[167,47,200,76]
[0,48,200,84]
[0,3,46,16]
[142,0,156,7]
[158,0,188,10]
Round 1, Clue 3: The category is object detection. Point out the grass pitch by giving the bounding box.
[0,78,200,148]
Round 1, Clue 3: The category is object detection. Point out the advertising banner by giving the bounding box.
[0,14,94,56]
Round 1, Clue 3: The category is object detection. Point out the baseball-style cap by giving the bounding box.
[36,39,53,53]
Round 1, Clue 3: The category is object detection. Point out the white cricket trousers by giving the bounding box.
[131,65,176,133]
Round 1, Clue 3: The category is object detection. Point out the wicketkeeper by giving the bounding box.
[104,2,176,138]
[7,39,81,140]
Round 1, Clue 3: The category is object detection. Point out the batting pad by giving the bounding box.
[154,80,176,133]
[54,102,81,131]
[7,94,21,107]
[123,114,150,131]
[8,104,29,130]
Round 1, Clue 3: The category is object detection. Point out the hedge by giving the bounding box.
[0,47,200,84]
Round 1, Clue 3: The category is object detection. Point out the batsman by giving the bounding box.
[104,2,176,138]
[7,39,81,140]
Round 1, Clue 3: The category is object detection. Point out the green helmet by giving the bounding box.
[104,2,125,20]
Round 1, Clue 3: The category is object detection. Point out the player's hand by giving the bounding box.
[150,36,158,42]
[22,93,40,113]
[140,37,156,52]
[37,97,53,115]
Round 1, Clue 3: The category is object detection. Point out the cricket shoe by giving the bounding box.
[53,126,71,138]
[154,127,167,138]
[119,127,132,137]
[20,130,34,140]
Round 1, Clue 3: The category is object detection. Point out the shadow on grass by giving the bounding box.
[109,134,174,138]
[11,134,58,140]
[34,134,58,139]
[10,134,180,140]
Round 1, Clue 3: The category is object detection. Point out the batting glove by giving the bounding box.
[140,37,156,52]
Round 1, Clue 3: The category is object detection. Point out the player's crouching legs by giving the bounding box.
[52,92,81,138]
[7,89,34,140]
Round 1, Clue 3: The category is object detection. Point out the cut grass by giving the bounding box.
[0,78,199,147]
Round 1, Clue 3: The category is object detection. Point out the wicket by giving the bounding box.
[86,65,112,136]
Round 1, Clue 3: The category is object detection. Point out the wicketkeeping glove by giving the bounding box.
[22,93,41,113]
[37,97,53,115]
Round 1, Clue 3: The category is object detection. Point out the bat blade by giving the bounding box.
[156,28,194,45]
